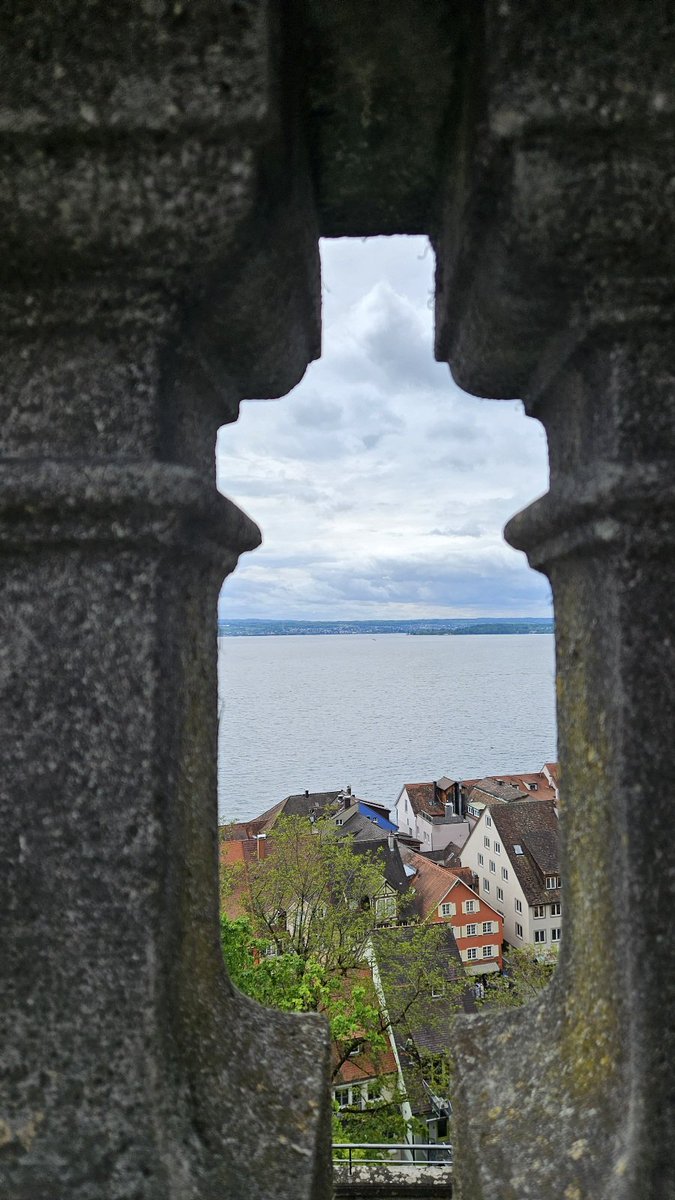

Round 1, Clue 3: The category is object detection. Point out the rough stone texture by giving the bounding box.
[300,0,460,236]
[432,6,675,1199]
[0,3,330,1198]
[334,1162,452,1198]
[1,2,674,1199]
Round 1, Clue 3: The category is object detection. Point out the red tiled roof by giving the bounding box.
[403,783,445,818]
[400,847,462,920]
[465,770,557,806]
[333,1044,398,1086]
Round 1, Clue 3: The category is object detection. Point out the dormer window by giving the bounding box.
[545,875,561,890]
[375,894,396,920]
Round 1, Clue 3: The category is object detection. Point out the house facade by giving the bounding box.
[395,780,470,851]
[401,846,504,974]
[460,799,561,952]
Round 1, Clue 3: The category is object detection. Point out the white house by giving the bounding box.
[394,780,470,851]
[460,799,562,951]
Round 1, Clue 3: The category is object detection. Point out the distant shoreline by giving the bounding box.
[218,618,554,638]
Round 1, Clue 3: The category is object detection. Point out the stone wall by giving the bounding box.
[1,3,673,1198]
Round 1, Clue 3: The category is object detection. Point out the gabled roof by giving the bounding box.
[358,801,397,831]
[422,842,464,868]
[465,770,557,807]
[329,806,395,843]
[525,828,560,874]
[350,838,410,895]
[467,778,529,804]
[402,782,446,818]
[489,800,561,906]
[399,848,457,919]
[400,847,489,922]
[281,790,344,818]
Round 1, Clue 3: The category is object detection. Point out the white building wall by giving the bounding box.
[460,809,535,948]
[417,814,471,851]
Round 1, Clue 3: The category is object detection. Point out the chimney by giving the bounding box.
[304,789,309,797]
[388,833,396,852]
[347,785,352,795]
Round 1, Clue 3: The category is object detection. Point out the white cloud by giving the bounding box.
[217,236,551,620]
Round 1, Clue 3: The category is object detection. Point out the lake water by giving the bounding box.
[217,633,557,824]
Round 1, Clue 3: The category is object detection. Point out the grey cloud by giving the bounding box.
[293,396,343,430]
[217,236,551,621]
[429,523,483,538]
[361,433,381,450]
[425,417,482,444]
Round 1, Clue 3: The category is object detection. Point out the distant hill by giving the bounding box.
[217,618,554,637]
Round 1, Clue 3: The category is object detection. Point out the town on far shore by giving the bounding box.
[219,762,560,1157]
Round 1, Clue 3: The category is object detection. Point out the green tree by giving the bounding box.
[220,817,464,1103]
[477,944,558,1008]
[234,815,387,973]
[332,1090,424,1158]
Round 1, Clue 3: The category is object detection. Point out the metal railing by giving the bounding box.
[333,1143,453,1173]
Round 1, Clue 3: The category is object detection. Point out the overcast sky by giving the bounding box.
[216,236,552,621]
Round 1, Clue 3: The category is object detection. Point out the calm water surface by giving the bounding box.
[217,634,557,824]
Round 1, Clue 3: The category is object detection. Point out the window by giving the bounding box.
[482,945,494,958]
[515,922,523,938]
[533,904,546,919]
[349,1040,365,1056]
[335,818,343,826]
[551,927,561,942]
[484,835,490,848]
[513,844,524,855]
[440,901,454,917]
[489,860,496,873]
[496,886,504,902]
[483,878,490,893]
[431,983,446,998]
[494,840,501,854]
[334,1083,371,1110]
[545,875,561,890]
[515,898,523,913]
[482,921,493,934]
[375,894,396,921]
[464,900,477,914]
[534,929,547,944]
[501,866,509,880]
[478,852,484,866]
[550,901,561,915]
[485,815,492,827]
[466,947,478,961]
[465,923,477,936]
